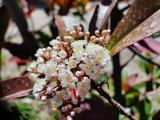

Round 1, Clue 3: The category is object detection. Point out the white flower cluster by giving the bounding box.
[28,27,111,119]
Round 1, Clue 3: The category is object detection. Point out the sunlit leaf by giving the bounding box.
[125,89,139,107]
[153,67,160,78]
[137,58,150,74]
[138,37,160,55]
[110,9,160,55]
[144,99,152,117]
[95,73,108,85]
[135,98,152,120]
[106,0,160,55]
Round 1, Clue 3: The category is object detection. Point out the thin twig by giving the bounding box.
[129,46,160,68]
[91,80,137,120]
[121,53,135,69]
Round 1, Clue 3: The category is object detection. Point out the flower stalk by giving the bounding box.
[91,80,136,120]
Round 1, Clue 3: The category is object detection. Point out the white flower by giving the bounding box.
[64,36,73,41]
[75,71,84,77]
[58,69,76,87]
[29,29,112,119]
[71,40,87,58]
[46,82,57,94]
[70,53,81,64]
[58,50,67,59]
[34,93,40,100]
[35,48,44,57]
[37,57,44,63]
[57,64,66,70]
[47,46,52,50]
[33,78,47,94]
[52,92,63,107]
[37,63,46,73]
[29,73,39,81]
[71,40,87,48]
[55,57,61,63]
[46,86,53,94]
[60,89,71,100]
[77,77,91,98]
[45,60,57,77]
[65,58,77,69]
[28,61,37,72]
[77,42,111,80]
[50,39,60,47]
[41,95,47,101]
[50,50,58,58]
[67,116,73,120]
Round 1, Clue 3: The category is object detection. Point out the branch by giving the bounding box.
[121,53,135,69]
[91,80,137,120]
[129,46,160,68]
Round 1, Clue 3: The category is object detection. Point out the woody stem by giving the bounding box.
[91,80,136,120]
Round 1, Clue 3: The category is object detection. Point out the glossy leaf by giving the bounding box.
[110,9,160,55]
[153,67,160,79]
[107,0,160,55]
[125,89,139,107]
[138,37,160,55]
[0,76,33,100]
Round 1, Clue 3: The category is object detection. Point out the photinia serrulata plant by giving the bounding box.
[1,0,160,120]
[27,26,112,119]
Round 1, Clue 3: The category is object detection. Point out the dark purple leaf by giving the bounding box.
[89,4,99,35]
[138,37,160,55]
[107,0,160,52]
[110,9,160,56]
[133,43,149,53]
[89,0,117,34]
[0,76,33,100]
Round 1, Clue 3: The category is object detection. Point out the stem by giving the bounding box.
[91,80,137,120]
[110,5,124,120]
[129,46,160,68]
[112,53,124,104]
[121,54,135,69]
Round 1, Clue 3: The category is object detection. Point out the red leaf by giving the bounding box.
[107,0,160,52]
[133,43,149,53]
[9,56,32,64]
[141,37,160,54]
[110,9,160,55]
[0,76,33,100]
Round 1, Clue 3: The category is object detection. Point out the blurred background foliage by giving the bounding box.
[0,0,160,120]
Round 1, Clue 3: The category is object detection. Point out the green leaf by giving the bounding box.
[16,102,39,120]
[132,82,146,93]
[137,58,150,74]
[135,98,152,120]
[0,53,7,65]
[95,73,108,85]
[153,67,160,78]
[144,99,152,116]
[125,89,139,107]
[51,110,61,120]
[137,57,155,75]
